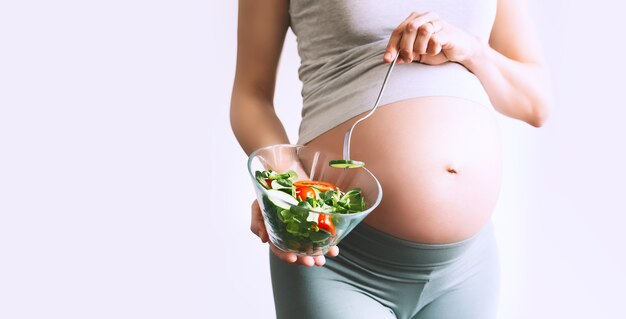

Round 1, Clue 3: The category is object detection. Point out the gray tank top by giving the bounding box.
[289,0,497,144]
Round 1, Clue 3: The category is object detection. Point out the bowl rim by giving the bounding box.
[247,143,383,218]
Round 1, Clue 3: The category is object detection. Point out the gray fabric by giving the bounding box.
[270,222,500,319]
[288,0,497,144]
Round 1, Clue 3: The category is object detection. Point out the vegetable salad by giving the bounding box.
[255,169,366,251]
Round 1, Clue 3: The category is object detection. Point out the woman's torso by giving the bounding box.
[290,0,501,243]
[308,98,502,243]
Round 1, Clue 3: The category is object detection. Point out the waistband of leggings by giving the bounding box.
[338,220,494,267]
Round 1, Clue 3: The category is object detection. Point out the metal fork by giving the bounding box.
[341,51,400,162]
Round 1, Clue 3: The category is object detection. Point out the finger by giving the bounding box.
[384,12,419,62]
[431,31,450,50]
[326,245,339,257]
[426,35,442,56]
[407,12,439,55]
[269,243,298,264]
[313,255,326,266]
[425,19,443,55]
[250,201,260,236]
[255,215,269,243]
[414,22,436,55]
[297,256,315,267]
[400,20,420,63]
[429,19,444,33]
[384,27,402,63]
[384,29,403,62]
[418,52,449,65]
[259,229,268,243]
[250,200,268,242]
[408,11,439,30]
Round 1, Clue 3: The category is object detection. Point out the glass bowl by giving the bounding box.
[247,144,383,256]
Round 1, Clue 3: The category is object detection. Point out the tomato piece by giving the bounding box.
[317,214,336,235]
[295,186,316,201]
[294,180,337,193]
[264,178,272,189]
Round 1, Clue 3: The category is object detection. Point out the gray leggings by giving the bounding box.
[270,222,499,319]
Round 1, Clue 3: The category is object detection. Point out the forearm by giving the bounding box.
[230,92,290,156]
[462,41,551,127]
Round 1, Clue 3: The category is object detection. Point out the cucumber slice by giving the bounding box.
[270,178,292,190]
[306,212,319,223]
[266,189,298,210]
[329,159,365,168]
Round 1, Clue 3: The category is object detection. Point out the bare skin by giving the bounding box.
[231,0,551,265]
[308,97,502,243]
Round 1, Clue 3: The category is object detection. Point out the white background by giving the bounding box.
[1,1,625,318]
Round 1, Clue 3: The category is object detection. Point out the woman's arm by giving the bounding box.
[230,0,338,267]
[383,0,552,127]
[230,0,290,155]
[463,0,551,127]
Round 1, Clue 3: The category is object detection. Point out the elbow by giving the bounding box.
[528,105,549,127]
[526,91,552,128]
[529,71,553,128]
[496,96,550,127]
[526,95,551,127]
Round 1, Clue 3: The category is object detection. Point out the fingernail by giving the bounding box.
[384,52,392,61]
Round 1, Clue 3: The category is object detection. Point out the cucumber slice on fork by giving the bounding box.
[329,159,365,168]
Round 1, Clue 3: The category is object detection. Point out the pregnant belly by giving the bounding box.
[306,97,502,244]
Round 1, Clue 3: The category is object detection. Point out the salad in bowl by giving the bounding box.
[248,144,382,256]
